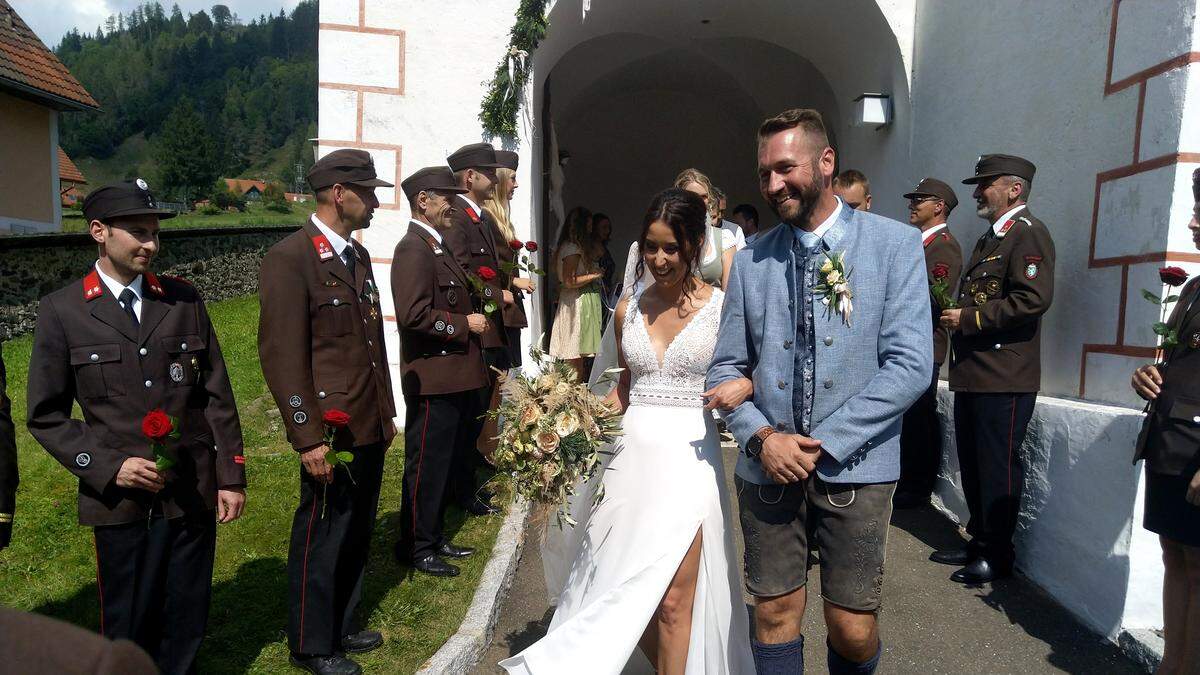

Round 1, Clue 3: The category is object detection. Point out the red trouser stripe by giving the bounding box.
[1007,395,1018,495]
[298,497,318,653]
[93,536,105,635]
[412,399,431,534]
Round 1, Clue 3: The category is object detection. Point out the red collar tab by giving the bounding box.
[83,270,103,301]
[465,206,481,223]
[311,234,336,261]
[922,230,938,247]
[997,219,1015,237]
[143,272,164,296]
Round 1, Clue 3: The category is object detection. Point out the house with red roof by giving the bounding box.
[0,0,99,233]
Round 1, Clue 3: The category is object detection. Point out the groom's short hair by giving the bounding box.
[758,108,829,152]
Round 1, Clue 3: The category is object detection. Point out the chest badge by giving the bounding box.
[289,395,303,408]
[1024,263,1039,279]
[324,280,339,287]
[446,289,458,305]
[1190,332,1200,349]
[169,362,185,383]
[75,452,91,467]
[974,292,989,306]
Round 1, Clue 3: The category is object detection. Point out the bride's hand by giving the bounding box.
[702,378,754,411]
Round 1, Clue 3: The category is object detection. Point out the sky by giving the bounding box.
[11,0,303,50]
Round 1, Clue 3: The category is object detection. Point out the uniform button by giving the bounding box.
[89,353,99,361]
[318,391,326,399]
[332,299,340,306]
[823,380,833,389]
[441,350,447,355]
[777,380,786,390]
[144,380,152,388]
[371,361,376,367]
[783,340,793,349]
[139,347,148,356]
[368,340,373,346]
[824,336,833,346]
[180,342,187,350]
[993,343,1002,350]
[965,275,971,281]
[1191,415,1200,423]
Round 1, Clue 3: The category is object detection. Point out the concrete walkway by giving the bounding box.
[474,445,1144,674]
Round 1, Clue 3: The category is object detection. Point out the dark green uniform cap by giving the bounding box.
[446,143,504,172]
[401,166,468,202]
[307,148,394,191]
[962,154,1036,185]
[82,179,176,223]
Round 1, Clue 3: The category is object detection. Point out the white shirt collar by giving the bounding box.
[311,214,351,255]
[921,223,948,243]
[410,218,442,244]
[793,197,843,244]
[459,195,483,218]
[94,261,143,318]
[991,204,1026,236]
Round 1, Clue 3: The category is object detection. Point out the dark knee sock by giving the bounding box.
[827,639,881,675]
[752,635,804,675]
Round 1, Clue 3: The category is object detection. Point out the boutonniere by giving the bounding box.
[815,251,854,326]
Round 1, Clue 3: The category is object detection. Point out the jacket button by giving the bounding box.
[139,347,148,356]
[180,342,188,350]
[441,350,447,355]
[823,380,833,389]
[90,353,99,361]
[993,343,1002,350]
[144,380,152,388]
[783,340,792,349]
[777,380,786,390]
[318,391,326,398]
[1193,416,1200,424]
[824,336,833,346]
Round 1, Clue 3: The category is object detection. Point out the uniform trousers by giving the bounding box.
[287,443,386,656]
[401,389,485,561]
[953,392,1037,565]
[93,509,216,675]
[898,374,942,499]
[452,349,503,507]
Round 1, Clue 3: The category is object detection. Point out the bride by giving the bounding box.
[500,188,755,674]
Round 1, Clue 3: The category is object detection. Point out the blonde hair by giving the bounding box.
[482,168,516,241]
[674,168,719,222]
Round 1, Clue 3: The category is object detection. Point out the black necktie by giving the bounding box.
[118,288,139,327]
[344,248,356,280]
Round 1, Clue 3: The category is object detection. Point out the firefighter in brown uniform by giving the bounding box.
[934,155,1054,584]
[443,143,513,516]
[0,345,16,551]
[895,178,963,508]
[391,166,490,577]
[1130,167,1200,671]
[257,150,395,675]
[26,180,247,674]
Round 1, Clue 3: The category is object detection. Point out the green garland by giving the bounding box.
[479,0,550,139]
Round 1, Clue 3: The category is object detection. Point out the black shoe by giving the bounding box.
[437,542,475,558]
[892,491,930,509]
[463,496,500,516]
[289,653,362,675]
[413,554,460,577]
[930,547,974,566]
[950,557,1011,584]
[341,630,383,654]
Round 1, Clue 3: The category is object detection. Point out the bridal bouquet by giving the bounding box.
[488,344,623,526]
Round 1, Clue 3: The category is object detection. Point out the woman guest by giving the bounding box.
[549,206,604,381]
[673,169,736,288]
[1130,167,1200,675]
[480,150,535,455]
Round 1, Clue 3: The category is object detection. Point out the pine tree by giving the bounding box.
[154,98,219,202]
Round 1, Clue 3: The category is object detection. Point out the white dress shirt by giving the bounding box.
[410,218,442,244]
[312,214,356,268]
[991,204,1027,237]
[95,261,143,320]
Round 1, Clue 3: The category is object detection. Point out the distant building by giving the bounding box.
[58,147,87,207]
[223,178,268,201]
[0,0,99,233]
[284,192,312,203]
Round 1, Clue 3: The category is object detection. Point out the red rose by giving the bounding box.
[141,409,174,441]
[932,263,950,279]
[1159,266,1189,287]
[478,266,498,282]
[323,409,351,428]
[508,239,523,251]
[524,241,538,252]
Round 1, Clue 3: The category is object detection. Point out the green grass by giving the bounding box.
[0,295,506,673]
[60,202,315,233]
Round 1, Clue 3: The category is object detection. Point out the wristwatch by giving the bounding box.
[745,426,776,458]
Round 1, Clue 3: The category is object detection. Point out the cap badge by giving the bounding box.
[136,178,149,190]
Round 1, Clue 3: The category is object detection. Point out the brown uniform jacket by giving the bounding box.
[0,606,157,674]
[949,206,1055,393]
[923,227,963,367]
[491,221,530,329]
[391,222,489,397]
[258,220,396,452]
[1135,277,1200,474]
[27,269,246,526]
[443,195,507,349]
[0,345,16,525]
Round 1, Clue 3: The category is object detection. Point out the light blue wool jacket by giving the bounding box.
[707,205,933,485]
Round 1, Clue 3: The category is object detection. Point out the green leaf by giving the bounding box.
[335,451,355,463]
[1152,322,1173,336]
[1165,295,1180,304]
[324,450,337,464]
[169,430,181,440]
[156,456,175,471]
[1141,289,1162,304]
[485,301,498,314]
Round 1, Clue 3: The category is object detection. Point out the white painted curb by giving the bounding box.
[416,497,532,674]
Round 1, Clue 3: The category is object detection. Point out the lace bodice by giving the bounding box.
[622,289,724,408]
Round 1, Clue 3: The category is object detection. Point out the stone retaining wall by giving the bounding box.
[0,225,298,339]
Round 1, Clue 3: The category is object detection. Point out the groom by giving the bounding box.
[708,109,931,674]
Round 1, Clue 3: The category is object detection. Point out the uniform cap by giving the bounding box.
[962,154,1036,184]
[903,177,958,211]
[401,166,467,202]
[446,143,504,171]
[82,179,176,223]
[307,149,394,191]
[495,150,519,170]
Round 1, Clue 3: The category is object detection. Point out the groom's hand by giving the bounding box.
[761,434,823,484]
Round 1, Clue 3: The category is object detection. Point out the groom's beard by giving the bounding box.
[769,175,822,228]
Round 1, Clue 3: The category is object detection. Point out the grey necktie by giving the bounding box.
[118,288,139,327]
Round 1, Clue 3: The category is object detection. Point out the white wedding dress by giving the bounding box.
[500,288,754,675]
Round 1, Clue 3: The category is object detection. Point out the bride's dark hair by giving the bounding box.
[634,188,708,294]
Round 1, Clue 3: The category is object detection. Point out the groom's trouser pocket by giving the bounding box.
[736,476,809,598]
